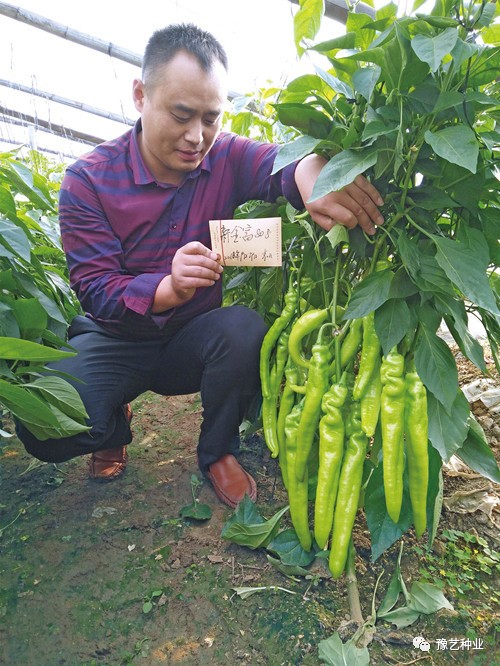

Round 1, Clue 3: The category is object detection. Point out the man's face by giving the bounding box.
[133,51,228,184]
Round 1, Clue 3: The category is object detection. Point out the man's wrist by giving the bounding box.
[151,275,193,314]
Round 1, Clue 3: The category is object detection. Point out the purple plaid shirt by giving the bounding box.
[59,121,303,340]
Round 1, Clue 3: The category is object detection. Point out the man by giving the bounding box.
[17,24,384,508]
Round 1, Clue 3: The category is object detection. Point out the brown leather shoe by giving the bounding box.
[88,446,128,480]
[206,454,257,508]
[88,404,132,481]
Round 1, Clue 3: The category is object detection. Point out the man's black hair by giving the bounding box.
[142,23,228,86]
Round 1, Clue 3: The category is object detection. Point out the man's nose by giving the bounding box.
[184,120,203,145]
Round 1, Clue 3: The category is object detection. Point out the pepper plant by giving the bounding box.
[0,149,88,441]
[240,0,500,575]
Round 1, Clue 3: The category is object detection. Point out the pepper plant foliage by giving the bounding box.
[294,0,500,545]
[0,149,88,441]
[226,0,500,554]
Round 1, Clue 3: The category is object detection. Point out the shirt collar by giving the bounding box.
[129,119,213,187]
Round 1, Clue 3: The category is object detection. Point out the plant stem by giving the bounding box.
[345,537,364,625]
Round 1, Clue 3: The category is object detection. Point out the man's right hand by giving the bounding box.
[152,241,223,313]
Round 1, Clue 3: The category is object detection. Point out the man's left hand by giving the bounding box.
[295,154,384,236]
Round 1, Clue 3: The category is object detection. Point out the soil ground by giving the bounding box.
[0,347,498,666]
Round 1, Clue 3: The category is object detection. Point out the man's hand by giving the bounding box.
[171,241,223,300]
[152,242,222,313]
[295,154,384,236]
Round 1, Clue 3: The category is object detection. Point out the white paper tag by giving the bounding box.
[209,217,282,267]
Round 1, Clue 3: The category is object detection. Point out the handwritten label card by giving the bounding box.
[209,217,282,267]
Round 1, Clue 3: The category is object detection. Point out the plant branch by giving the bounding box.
[345,537,364,625]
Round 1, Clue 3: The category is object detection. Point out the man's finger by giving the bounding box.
[354,174,384,207]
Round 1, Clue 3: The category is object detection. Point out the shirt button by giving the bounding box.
[171,223,177,229]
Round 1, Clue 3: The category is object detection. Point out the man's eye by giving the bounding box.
[173,114,189,123]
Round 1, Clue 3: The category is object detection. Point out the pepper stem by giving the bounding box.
[345,537,364,625]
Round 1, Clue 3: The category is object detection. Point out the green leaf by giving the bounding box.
[408,581,454,614]
[0,160,55,211]
[293,0,324,55]
[467,45,500,88]
[0,337,75,362]
[455,416,500,484]
[221,498,289,549]
[347,11,376,51]
[0,302,20,338]
[0,378,62,435]
[272,136,322,174]
[15,277,68,325]
[179,501,212,521]
[449,38,479,74]
[414,324,459,413]
[314,66,354,99]
[343,269,393,320]
[267,528,316,567]
[396,231,421,281]
[352,65,381,102]
[46,403,92,437]
[310,32,356,53]
[480,207,500,264]
[318,632,370,666]
[325,225,349,250]
[273,103,331,138]
[0,218,31,262]
[309,149,378,201]
[417,254,454,295]
[433,234,499,316]
[424,126,479,173]
[411,27,458,71]
[389,268,419,300]
[427,390,470,461]
[266,554,312,578]
[374,298,411,356]
[427,444,444,547]
[378,606,421,628]
[11,298,48,340]
[407,185,457,210]
[365,459,412,561]
[378,564,403,617]
[440,308,486,374]
[0,185,17,220]
[25,376,89,420]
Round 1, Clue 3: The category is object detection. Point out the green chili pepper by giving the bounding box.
[380,347,406,524]
[314,376,348,550]
[276,358,302,489]
[360,354,382,438]
[284,400,312,551]
[339,318,363,369]
[353,312,381,401]
[261,390,280,459]
[404,366,429,538]
[294,339,332,482]
[272,329,290,395]
[328,400,368,578]
[260,282,298,400]
[288,308,329,369]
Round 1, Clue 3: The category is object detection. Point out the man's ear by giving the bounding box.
[132,79,145,112]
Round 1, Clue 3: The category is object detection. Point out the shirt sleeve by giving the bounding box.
[223,135,304,209]
[58,166,166,324]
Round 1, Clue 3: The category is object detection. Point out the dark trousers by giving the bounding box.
[16,306,267,471]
